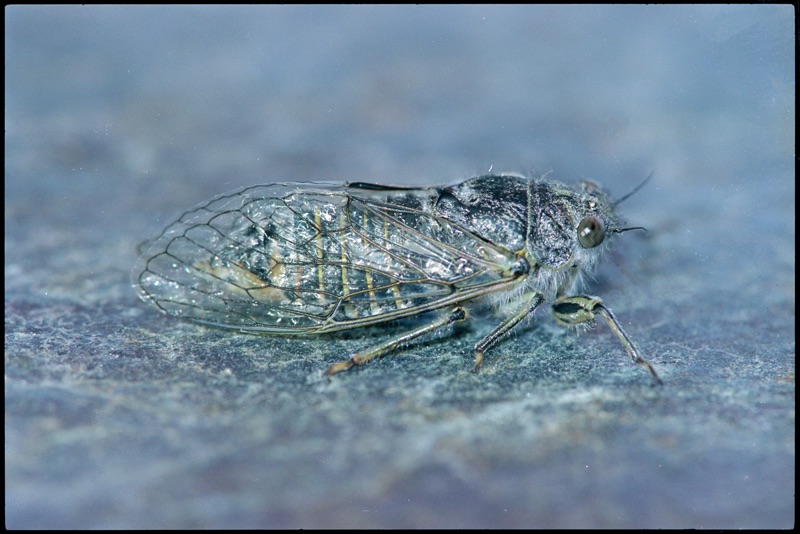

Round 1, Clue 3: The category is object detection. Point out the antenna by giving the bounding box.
[614,170,654,207]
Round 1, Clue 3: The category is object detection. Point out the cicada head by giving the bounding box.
[527,178,626,280]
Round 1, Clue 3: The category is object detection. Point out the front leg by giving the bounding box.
[552,295,662,385]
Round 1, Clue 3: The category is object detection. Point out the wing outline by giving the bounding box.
[136,182,525,334]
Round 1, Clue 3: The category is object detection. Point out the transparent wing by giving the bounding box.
[135,182,519,334]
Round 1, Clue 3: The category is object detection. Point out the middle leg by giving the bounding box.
[471,292,546,372]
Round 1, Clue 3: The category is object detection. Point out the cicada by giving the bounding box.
[135,173,661,383]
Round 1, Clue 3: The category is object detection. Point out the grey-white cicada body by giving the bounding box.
[135,173,661,383]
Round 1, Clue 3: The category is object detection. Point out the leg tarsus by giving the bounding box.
[325,359,355,375]
[470,351,484,373]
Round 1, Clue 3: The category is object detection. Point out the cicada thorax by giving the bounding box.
[432,174,529,253]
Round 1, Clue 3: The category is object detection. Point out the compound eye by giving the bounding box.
[577,216,605,248]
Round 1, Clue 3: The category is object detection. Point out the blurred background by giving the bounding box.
[5,5,794,528]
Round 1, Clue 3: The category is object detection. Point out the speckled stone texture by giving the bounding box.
[6,5,794,528]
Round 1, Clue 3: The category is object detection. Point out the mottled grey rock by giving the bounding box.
[6,5,794,528]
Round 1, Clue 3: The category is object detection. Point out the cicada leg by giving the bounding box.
[472,292,546,372]
[325,307,469,375]
[552,295,662,385]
